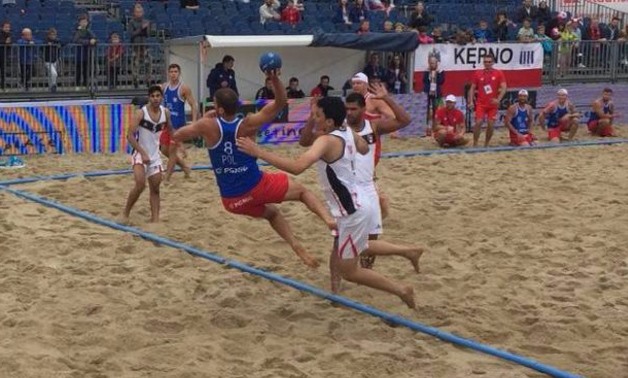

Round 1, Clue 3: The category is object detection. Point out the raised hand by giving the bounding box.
[368,82,389,99]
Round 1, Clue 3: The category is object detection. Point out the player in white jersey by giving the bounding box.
[123,85,173,223]
[237,96,419,309]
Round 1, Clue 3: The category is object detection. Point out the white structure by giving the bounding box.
[165,35,368,109]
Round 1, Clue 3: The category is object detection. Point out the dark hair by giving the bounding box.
[289,77,299,83]
[320,75,330,82]
[317,97,346,127]
[482,53,495,61]
[222,55,235,63]
[215,88,239,115]
[345,93,366,107]
[603,87,613,93]
[168,63,181,71]
[148,85,163,96]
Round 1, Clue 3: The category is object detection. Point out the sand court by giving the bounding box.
[1,133,627,377]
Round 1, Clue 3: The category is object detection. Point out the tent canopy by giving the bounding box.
[168,32,419,52]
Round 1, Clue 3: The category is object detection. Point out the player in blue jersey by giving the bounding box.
[172,70,335,268]
[160,64,197,181]
[537,88,581,143]
[504,89,535,147]
[588,88,616,137]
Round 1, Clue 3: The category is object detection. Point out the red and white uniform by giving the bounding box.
[356,120,382,235]
[131,105,166,177]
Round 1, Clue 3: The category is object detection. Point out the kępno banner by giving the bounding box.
[413,43,543,96]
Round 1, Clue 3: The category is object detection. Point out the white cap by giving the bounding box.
[445,94,456,103]
[557,88,568,95]
[352,72,369,84]
[558,11,567,19]
[518,89,529,96]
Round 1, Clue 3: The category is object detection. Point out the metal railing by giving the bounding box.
[548,0,627,24]
[544,39,628,84]
[0,42,166,97]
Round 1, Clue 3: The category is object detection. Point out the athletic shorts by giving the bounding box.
[335,199,376,260]
[509,132,534,146]
[475,104,498,121]
[360,183,383,235]
[436,128,460,147]
[587,120,614,137]
[131,152,163,178]
[221,172,289,218]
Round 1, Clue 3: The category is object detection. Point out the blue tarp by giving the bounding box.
[310,32,419,52]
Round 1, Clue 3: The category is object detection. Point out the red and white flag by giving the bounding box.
[413,43,543,96]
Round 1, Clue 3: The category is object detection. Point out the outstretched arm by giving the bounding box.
[370,83,411,135]
[182,84,198,123]
[298,97,320,147]
[239,70,286,136]
[237,135,330,175]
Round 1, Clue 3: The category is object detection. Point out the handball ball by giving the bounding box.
[259,52,282,73]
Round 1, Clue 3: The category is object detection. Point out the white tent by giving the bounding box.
[165,35,368,107]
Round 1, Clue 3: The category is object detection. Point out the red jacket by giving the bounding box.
[281,7,300,25]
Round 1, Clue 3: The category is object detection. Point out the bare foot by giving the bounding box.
[399,285,416,309]
[405,248,424,273]
[294,247,320,269]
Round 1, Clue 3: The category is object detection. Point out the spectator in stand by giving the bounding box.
[474,20,495,43]
[513,0,537,24]
[17,28,37,90]
[535,24,553,57]
[350,0,370,23]
[423,55,445,134]
[357,19,370,34]
[106,32,124,89]
[409,1,432,30]
[493,11,511,42]
[281,0,301,26]
[431,25,445,42]
[180,0,200,9]
[383,20,394,32]
[367,0,385,11]
[417,26,434,44]
[207,55,238,97]
[386,53,407,94]
[255,77,275,100]
[0,21,12,90]
[546,11,568,40]
[286,77,305,98]
[394,22,405,33]
[605,16,621,41]
[537,1,551,27]
[310,75,334,97]
[43,27,61,92]
[260,0,281,24]
[363,52,387,82]
[129,3,151,88]
[380,0,396,19]
[72,14,97,89]
[557,22,577,74]
[570,18,585,68]
[517,17,535,42]
[334,0,353,25]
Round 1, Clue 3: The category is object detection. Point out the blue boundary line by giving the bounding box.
[0,185,582,378]
[2,137,628,187]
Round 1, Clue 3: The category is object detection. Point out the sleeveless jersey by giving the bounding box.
[316,127,360,218]
[355,120,376,187]
[364,92,383,166]
[163,82,186,129]
[547,101,570,128]
[135,105,166,164]
[511,105,531,134]
[589,100,612,122]
[208,117,263,198]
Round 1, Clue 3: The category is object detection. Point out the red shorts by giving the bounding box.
[159,128,172,146]
[547,119,572,140]
[221,172,289,218]
[509,132,534,146]
[587,120,614,137]
[436,130,460,147]
[475,104,498,121]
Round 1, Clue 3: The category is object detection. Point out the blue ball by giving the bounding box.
[259,52,282,72]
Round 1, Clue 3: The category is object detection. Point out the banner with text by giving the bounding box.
[413,43,543,97]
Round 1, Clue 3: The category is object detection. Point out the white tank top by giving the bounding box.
[355,119,376,187]
[136,105,167,164]
[316,127,360,218]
